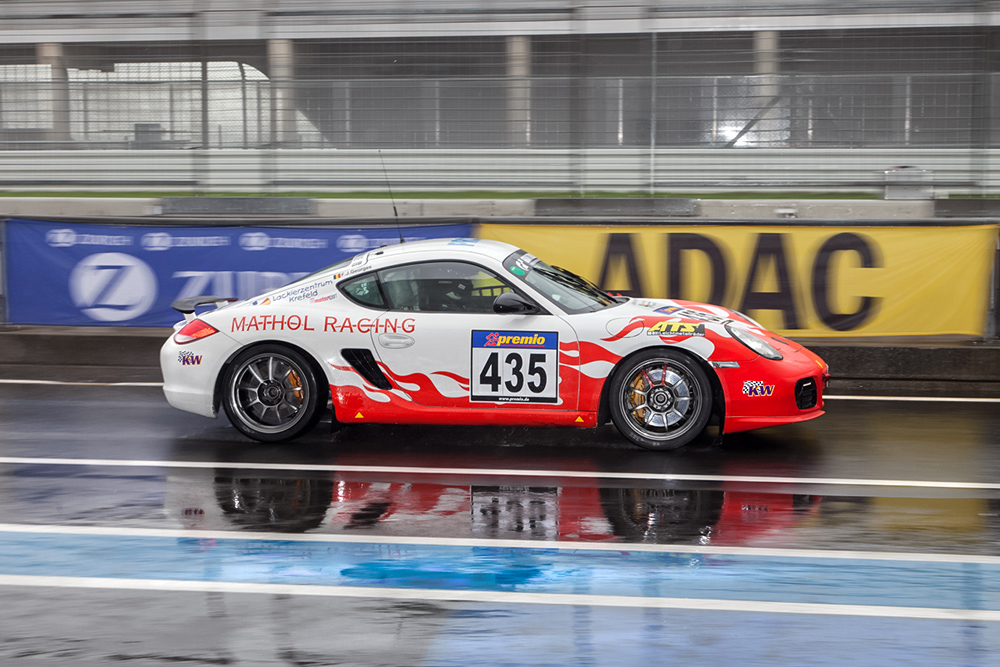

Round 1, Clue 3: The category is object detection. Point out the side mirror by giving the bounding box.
[493,291,540,315]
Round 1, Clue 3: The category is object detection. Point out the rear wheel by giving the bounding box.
[608,349,712,451]
[222,345,324,442]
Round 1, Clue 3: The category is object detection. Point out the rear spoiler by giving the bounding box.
[171,295,238,322]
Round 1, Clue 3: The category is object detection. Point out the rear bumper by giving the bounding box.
[163,384,217,419]
[159,329,240,419]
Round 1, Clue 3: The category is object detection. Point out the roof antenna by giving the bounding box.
[378,149,404,245]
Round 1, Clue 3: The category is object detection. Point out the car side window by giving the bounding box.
[379,261,512,313]
[340,273,385,308]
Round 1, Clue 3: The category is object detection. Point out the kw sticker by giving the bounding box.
[742,380,775,397]
[178,351,202,366]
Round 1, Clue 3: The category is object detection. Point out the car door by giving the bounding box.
[356,260,579,411]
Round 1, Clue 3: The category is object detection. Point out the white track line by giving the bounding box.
[0,379,162,387]
[825,395,1000,403]
[1,574,997,621]
[3,522,998,565]
[1,455,998,491]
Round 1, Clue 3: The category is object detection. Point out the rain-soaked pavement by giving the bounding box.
[1,382,999,665]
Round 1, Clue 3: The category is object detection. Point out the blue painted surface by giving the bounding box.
[2,531,999,613]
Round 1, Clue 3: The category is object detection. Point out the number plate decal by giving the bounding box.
[471,330,559,403]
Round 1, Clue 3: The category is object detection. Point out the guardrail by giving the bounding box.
[0,147,996,193]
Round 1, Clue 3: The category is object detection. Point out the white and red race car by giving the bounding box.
[160,238,829,450]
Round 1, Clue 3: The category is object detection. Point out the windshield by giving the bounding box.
[501,250,618,314]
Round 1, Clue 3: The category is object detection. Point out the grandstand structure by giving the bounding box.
[1,0,999,193]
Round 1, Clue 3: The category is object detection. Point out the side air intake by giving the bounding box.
[795,378,818,410]
[341,349,392,390]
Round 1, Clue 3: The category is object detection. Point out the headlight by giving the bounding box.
[725,324,783,360]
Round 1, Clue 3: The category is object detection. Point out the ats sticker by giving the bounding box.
[742,380,775,397]
[648,321,705,337]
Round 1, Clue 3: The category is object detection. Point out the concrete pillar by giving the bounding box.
[753,31,780,144]
[37,43,72,145]
[506,35,531,147]
[268,39,299,147]
[754,31,780,78]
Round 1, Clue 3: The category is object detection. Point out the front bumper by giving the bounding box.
[716,346,829,434]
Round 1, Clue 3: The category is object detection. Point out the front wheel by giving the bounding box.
[608,349,713,451]
[222,345,324,442]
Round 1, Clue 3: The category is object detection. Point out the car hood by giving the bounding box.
[602,298,803,352]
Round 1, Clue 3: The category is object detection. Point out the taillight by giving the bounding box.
[174,319,219,344]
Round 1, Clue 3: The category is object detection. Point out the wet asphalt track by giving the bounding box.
[1,382,999,666]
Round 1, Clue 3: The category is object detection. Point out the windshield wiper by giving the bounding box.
[550,265,615,301]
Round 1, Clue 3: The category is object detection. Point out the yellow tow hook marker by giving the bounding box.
[575,416,584,423]
[355,412,364,419]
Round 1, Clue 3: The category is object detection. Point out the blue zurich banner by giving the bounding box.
[5,219,473,326]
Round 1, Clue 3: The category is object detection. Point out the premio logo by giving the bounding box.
[483,332,548,347]
[68,253,157,322]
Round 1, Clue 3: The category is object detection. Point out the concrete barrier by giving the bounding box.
[0,196,972,221]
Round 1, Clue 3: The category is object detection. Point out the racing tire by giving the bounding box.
[608,348,713,451]
[222,345,325,443]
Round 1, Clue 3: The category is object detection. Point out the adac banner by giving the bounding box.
[4,219,472,326]
[479,223,1000,337]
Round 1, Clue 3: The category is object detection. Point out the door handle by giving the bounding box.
[378,333,415,349]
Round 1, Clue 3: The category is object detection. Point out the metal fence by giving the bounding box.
[1,25,999,191]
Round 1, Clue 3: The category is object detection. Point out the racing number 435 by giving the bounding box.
[471,330,559,403]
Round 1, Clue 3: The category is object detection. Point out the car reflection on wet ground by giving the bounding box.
[1,385,999,665]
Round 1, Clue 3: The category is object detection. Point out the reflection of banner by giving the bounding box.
[479,223,1000,337]
[6,219,472,326]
